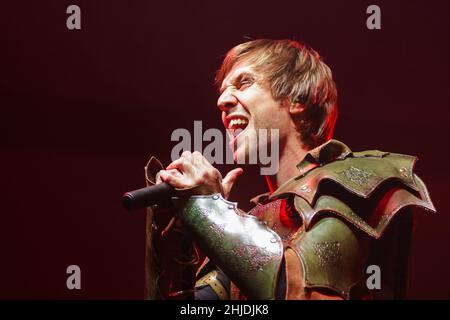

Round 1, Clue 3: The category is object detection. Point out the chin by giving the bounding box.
[233,143,260,165]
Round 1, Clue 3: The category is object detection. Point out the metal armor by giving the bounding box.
[144,139,436,299]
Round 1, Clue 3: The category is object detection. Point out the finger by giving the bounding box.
[180,150,192,158]
[179,151,215,183]
[156,169,181,184]
[191,151,220,181]
[155,172,162,184]
[222,168,244,198]
[167,168,182,177]
[166,157,195,175]
[191,151,211,170]
[159,169,188,189]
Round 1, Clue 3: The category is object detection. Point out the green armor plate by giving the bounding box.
[271,151,423,205]
[174,194,284,300]
[289,216,370,299]
[267,140,436,298]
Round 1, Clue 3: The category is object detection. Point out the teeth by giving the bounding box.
[229,118,248,127]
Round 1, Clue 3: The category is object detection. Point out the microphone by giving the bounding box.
[122,182,175,211]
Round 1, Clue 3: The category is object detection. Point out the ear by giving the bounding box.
[289,101,305,115]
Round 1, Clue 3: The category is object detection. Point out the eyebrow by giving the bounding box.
[219,71,255,95]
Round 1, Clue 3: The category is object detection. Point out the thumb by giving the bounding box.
[222,168,244,199]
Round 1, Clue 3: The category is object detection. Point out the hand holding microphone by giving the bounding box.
[122,151,243,211]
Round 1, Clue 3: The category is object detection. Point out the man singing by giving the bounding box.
[143,39,435,300]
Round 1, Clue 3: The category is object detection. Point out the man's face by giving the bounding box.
[217,61,291,162]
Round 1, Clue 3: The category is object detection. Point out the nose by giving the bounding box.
[217,89,238,112]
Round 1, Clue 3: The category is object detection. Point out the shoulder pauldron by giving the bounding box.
[271,150,436,299]
[273,150,435,239]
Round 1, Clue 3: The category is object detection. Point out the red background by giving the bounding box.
[1,0,449,299]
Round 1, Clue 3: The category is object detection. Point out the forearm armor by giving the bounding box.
[174,194,284,300]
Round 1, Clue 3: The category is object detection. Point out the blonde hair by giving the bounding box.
[216,39,338,148]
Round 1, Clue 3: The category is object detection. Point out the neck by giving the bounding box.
[265,136,309,192]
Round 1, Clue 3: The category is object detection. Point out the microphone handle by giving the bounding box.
[122,182,175,211]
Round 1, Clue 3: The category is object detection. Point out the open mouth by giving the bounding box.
[225,115,249,139]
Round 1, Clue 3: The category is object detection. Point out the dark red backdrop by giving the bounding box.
[1,0,449,299]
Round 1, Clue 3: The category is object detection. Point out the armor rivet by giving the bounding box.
[399,167,408,176]
[212,195,219,200]
[301,185,311,193]
[270,238,277,243]
[228,205,234,209]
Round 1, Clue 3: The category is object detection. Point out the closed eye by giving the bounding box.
[235,75,255,90]
[219,71,256,94]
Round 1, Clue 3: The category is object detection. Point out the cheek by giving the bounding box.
[236,93,253,115]
[239,87,284,125]
[238,86,265,106]
[263,106,291,131]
